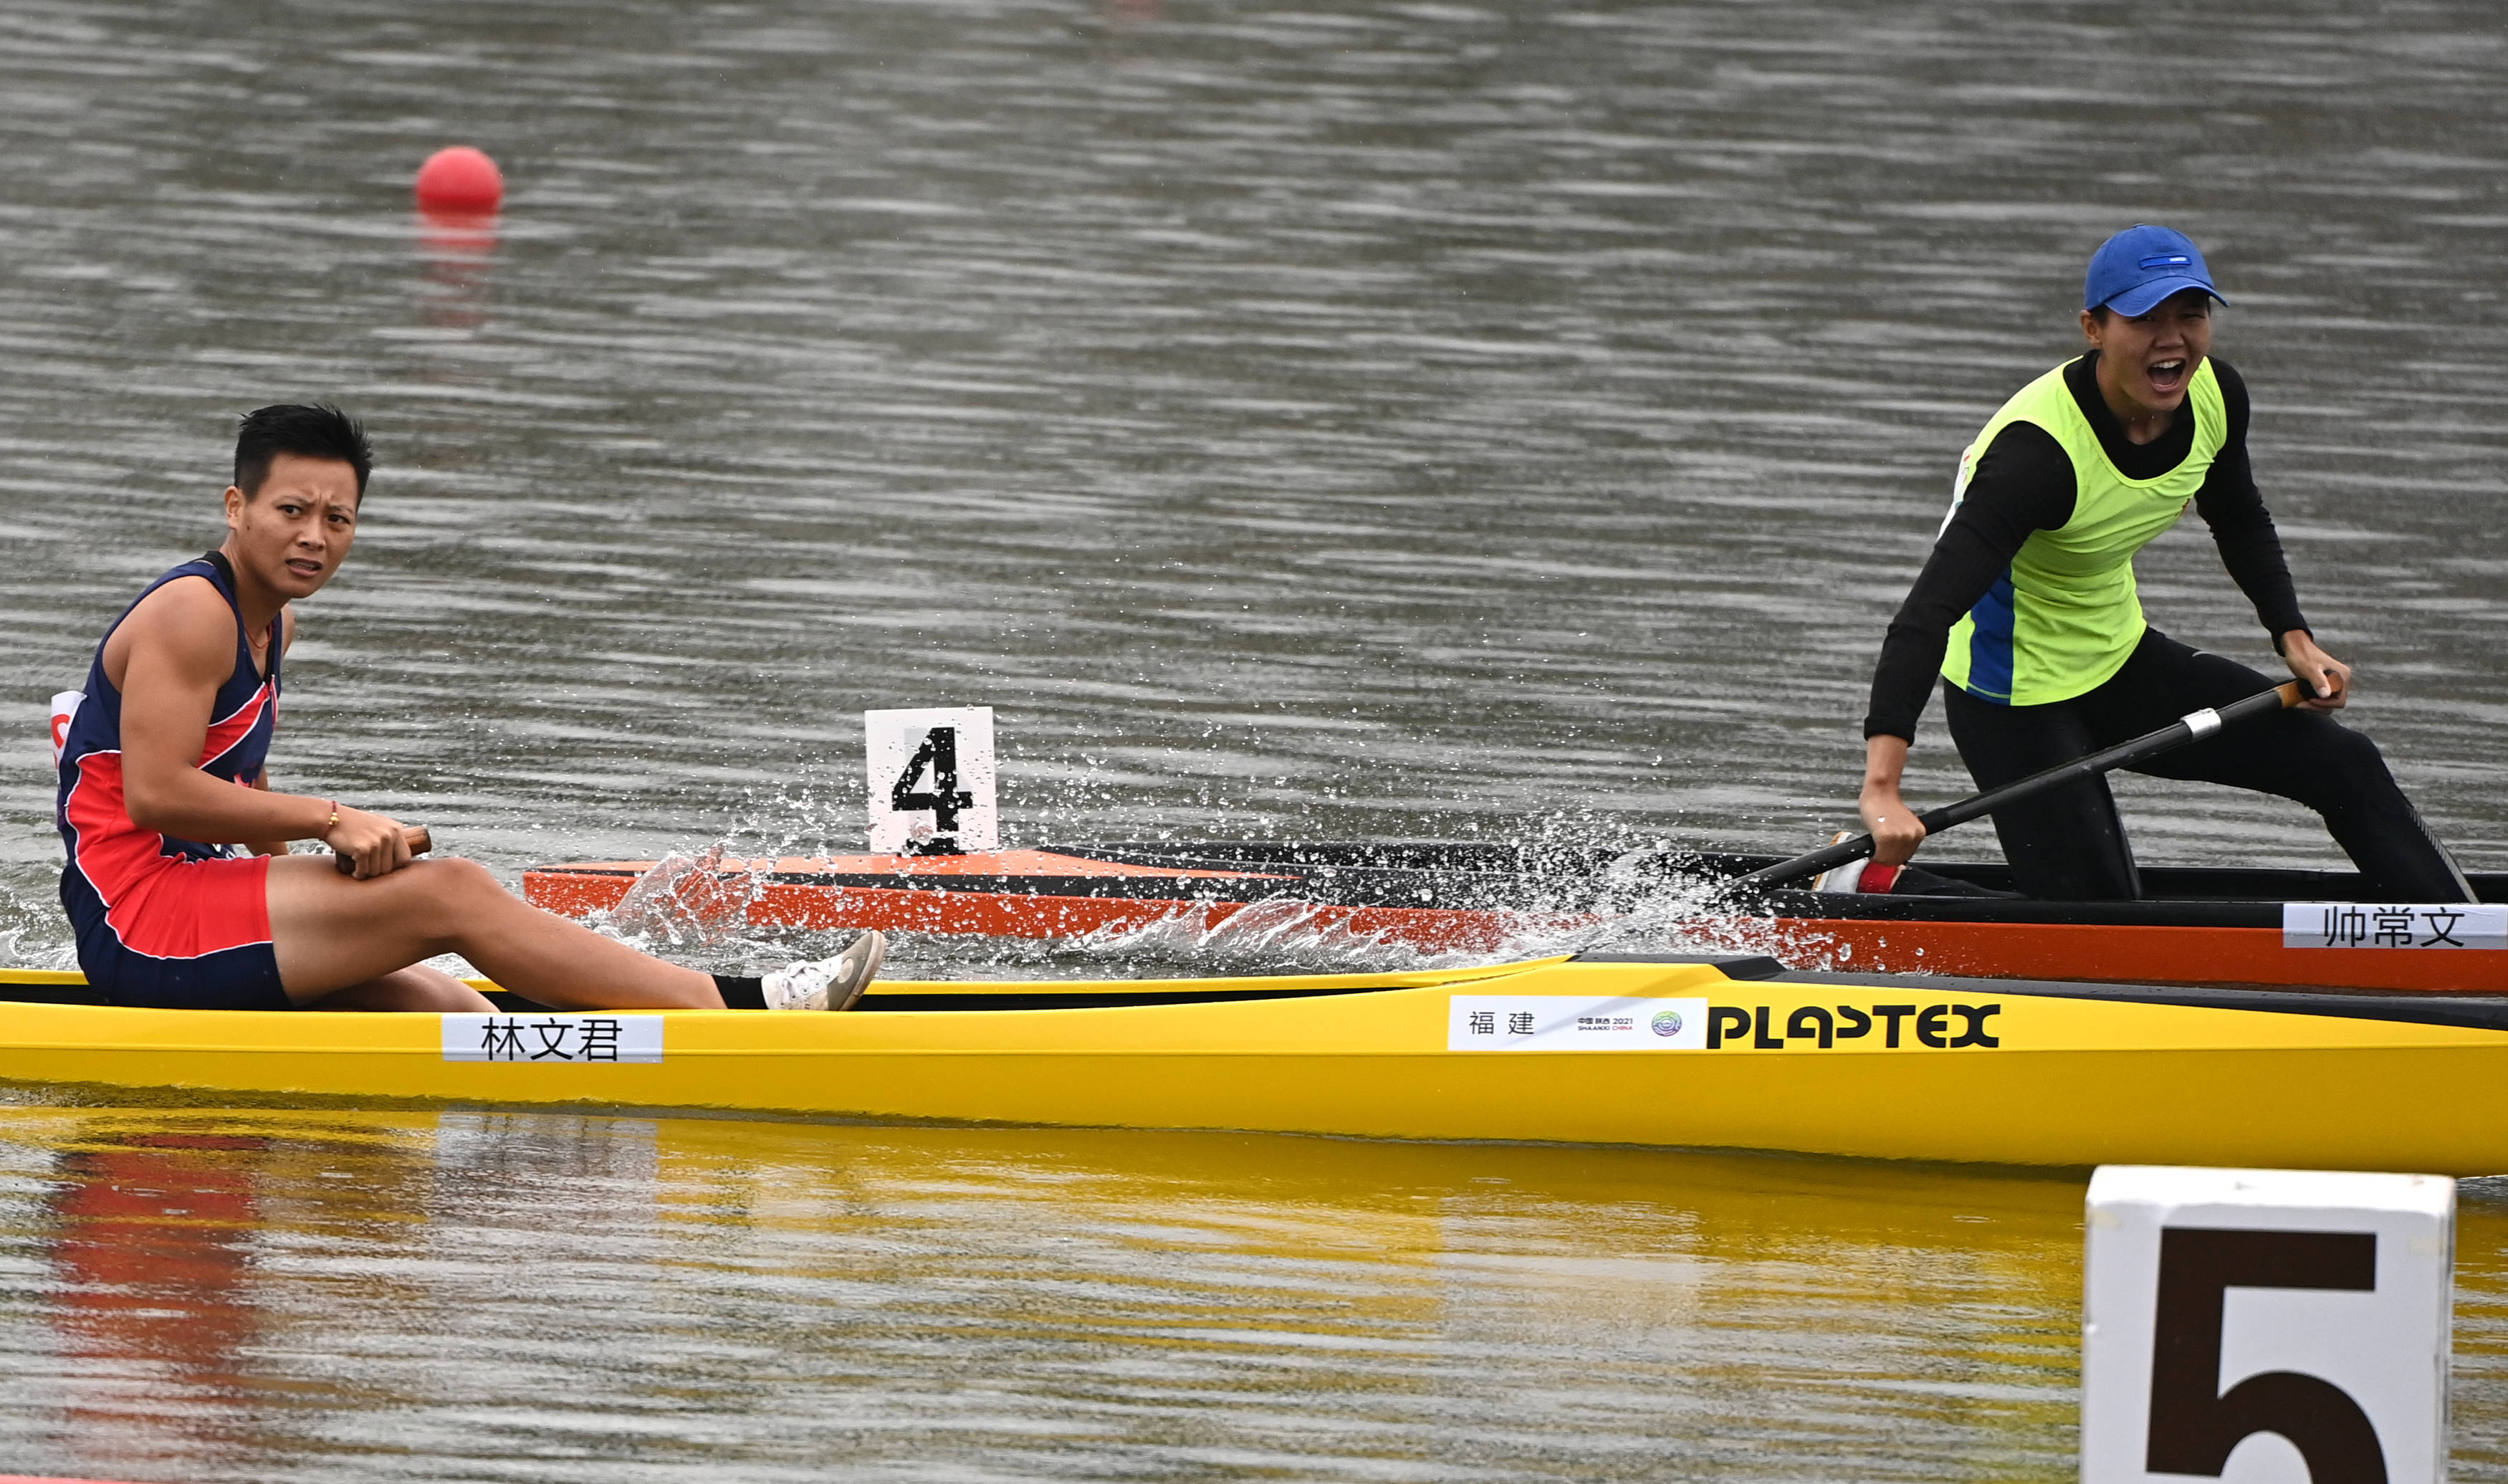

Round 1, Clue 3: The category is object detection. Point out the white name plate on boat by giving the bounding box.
[442,1014,665,1063]
[865,705,999,854]
[1448,996,1708,1051]
[2282,902,2506,950]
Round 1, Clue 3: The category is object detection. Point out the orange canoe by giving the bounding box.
[521,842,2508,995]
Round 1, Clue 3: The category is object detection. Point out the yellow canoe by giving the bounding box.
[3,954,2504,1174]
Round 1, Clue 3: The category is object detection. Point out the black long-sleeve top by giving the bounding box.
[1862,353,2307,741]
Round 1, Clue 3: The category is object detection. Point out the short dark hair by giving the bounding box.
[234,403,373,498]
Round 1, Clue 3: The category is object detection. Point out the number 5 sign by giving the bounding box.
[2083,1166,2453,1484]
[864,707,998,855]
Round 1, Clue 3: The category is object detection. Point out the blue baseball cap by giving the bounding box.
[2083,224,2227,316]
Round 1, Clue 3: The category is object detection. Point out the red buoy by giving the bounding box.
[414,145,504,213]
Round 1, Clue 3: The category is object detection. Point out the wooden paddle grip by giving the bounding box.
[334,825,433,875]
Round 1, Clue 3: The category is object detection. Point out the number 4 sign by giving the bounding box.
[864,707,998,854]
[2083,1165,2453,1484]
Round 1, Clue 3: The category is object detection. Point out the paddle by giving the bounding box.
[1724,681,2304,894]
[334,825,434,876]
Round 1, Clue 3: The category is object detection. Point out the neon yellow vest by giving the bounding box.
[1940,358,2226,704]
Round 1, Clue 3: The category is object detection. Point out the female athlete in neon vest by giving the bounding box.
[55,404,885,1012]
[1855,225,2471,901]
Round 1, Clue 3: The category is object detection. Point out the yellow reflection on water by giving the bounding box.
[0,1107,2499,1482]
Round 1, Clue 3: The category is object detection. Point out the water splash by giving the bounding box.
[0,882,77,973]
[916,867,1869,981]
[1065,898,1505,975]
[597,841,764,952]
[568,791,1883,981]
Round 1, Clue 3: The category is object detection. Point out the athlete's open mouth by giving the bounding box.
[286,558,323,578]
[2146,358,2188,393]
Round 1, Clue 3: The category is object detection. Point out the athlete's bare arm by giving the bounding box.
[109,578,408,873]
[239,772,289,858]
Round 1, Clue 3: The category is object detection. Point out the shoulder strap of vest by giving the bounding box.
[195,550,259,627]
[190,549,273,662]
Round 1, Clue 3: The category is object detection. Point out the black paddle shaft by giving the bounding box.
[1728,681,2303,893]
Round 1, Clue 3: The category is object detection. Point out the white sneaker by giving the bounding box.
[761,931,887,1011]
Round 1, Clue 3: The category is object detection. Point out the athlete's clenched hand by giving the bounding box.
[1858,734,1928,866]
[2281,630,2351,713]
[322,803,413,879]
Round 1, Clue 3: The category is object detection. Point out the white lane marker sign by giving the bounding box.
[2282,902,2505,950]
[864,706,998,855]
[2082,1164,2452,1484]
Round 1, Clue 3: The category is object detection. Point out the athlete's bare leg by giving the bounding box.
[305,964,495,1013]
[266,854,724,1009]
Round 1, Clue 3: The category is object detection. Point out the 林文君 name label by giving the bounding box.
[2282,903,2507,950]
[441,1014,665,1063]
[1448,996,1708,1051]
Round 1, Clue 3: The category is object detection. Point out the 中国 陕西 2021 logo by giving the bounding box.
[1651,1010,1683,1038]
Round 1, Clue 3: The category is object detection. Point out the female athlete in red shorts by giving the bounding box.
[55,404,881,1013]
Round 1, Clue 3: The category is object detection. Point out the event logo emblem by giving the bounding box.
[1650,1010,1683,1038]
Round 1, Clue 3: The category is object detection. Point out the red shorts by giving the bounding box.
[65,851,290,1011]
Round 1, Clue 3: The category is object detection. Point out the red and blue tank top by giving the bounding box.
[55,553,282,954]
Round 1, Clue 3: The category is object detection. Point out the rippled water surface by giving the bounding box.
[4,0,2504,977]
[0,1105,2504,1483]
[1,0,2505,1473]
